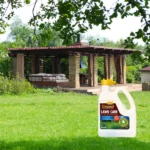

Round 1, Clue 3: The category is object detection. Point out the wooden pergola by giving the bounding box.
[8,41,134,88]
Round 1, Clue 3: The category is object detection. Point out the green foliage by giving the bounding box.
[61,58,69,77]
[0,57,11,77]
[126,50,150,83]
[27,0,150,47]
[80,68,87,74]
[98,57,104,82]
[24,56,32,78]
[37,24,53,46]
[0,76,35,94]
[0,0,22,34]
[0,1,150,47]
[25,0,30,4]
[0,42,13,77]
[126,66,136,83]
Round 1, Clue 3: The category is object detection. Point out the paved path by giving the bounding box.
[62,84,142,95]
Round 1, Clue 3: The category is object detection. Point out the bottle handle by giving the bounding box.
[114,87,135,111]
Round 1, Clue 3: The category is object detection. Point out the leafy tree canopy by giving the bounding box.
[0,0,150,49]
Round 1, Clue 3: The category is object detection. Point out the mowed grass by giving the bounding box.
[0,91,150,150]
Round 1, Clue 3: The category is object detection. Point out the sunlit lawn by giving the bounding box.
[0,91,150,150]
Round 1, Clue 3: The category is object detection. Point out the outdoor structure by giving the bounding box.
[140,66,150,83]
[8,39,134,88]
[140,66,150,91]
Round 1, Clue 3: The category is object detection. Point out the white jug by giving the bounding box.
[98,79,136,137]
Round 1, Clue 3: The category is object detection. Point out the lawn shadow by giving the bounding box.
[0,136,150,150]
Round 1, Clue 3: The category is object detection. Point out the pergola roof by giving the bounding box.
[8,42,135,57]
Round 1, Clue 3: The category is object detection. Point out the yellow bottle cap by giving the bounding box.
[101,79,116,86]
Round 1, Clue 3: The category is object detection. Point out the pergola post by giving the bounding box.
[55,56,61,73]
[16,53,24,78]
[88,54,94,86]
[104,54,114,80]
[12,57,17,77]
[93,54,98,87]
[69,53,80,88]
[51,57,56,73]
[34,56,40,73]
[122,55,126,84]
[114,55,126,84]
[108,55,114,80]
[51,56,61,73]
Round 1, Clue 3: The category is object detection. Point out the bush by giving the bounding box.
[0,76,35,94]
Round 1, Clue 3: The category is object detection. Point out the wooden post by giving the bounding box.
[51,57,56,73]
[55,56,61,73]
[93,54,98,87]
[114,55,125,84]
[108,55,114,80]
[88,54,94,86]
[12,57,17,77]
[16,53,24,78]
[122,55,126,84]
[114,55,119,83]
[51,56,61,73]
[69,53,80,88]
[119,55,123,84]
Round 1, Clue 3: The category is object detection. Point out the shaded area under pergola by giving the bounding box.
[8,41,134,88]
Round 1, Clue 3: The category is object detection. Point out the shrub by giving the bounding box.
[0,76,35,94]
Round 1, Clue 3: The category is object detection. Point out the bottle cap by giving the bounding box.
[101,79,116,86]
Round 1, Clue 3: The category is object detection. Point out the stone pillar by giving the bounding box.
[88,54,94,86]
[93,54,98,87]
[69,53,80,88]
[108,55,114,80]
[16,53,24,78]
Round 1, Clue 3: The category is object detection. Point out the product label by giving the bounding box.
[100,102,129,129]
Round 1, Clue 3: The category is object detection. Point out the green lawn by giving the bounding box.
[0,91,150,150]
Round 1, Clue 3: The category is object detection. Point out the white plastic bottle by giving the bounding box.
[98,79,136,137]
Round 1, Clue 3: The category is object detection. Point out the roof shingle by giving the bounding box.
[140,66,150,71]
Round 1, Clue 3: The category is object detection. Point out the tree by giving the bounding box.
[0,1,150,49]
[36,24,63,47]
[7,16,63,47]
[8,18,34,47]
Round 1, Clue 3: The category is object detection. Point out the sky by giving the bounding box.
[0,1,143,45]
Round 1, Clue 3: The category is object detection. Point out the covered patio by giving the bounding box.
[8,40,134,88]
